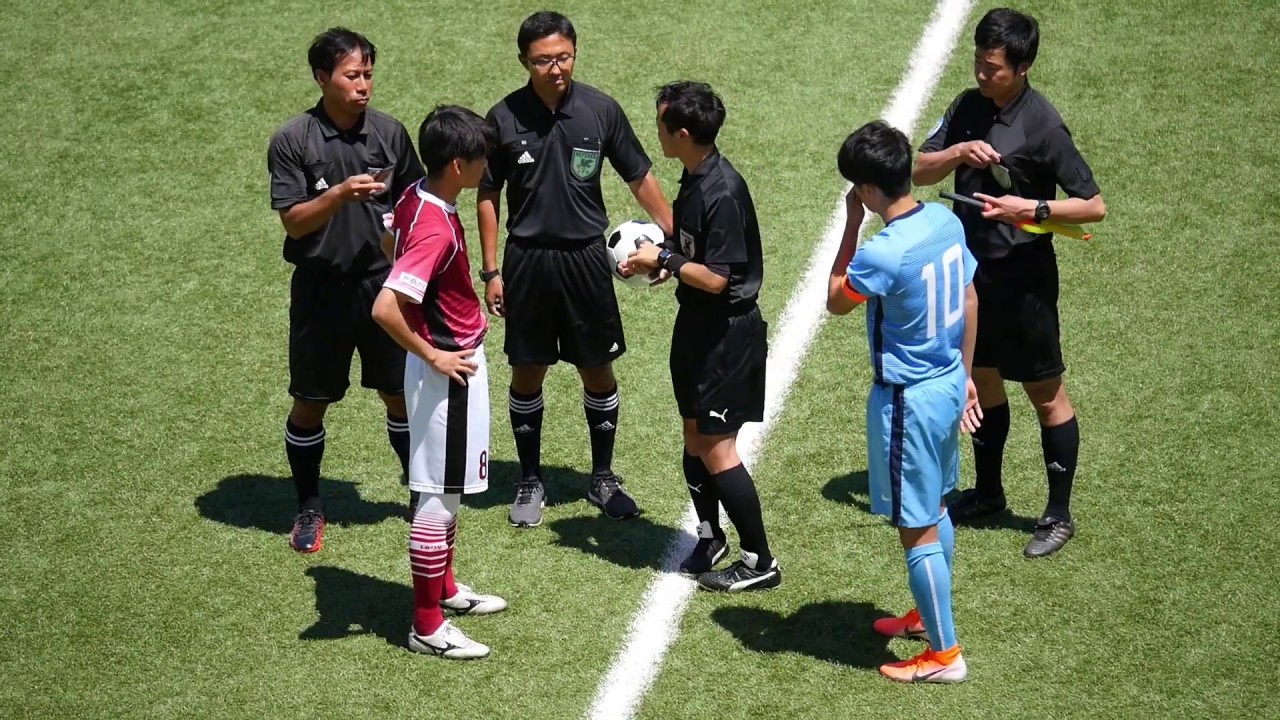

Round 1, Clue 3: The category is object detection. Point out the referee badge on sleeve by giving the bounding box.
[679,228,696,257]
[570,147,601,180]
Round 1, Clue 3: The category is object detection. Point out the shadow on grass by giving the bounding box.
[711,600,900,670]
[546,514,680,570]
[299,566,409,647]
[822,470,1039,533]
[822,470,872,513]
[196,474,405,534]
[461,460,595,510]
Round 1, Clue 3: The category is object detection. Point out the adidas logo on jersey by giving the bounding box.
[517,151,535,165]
[314,178,329,191]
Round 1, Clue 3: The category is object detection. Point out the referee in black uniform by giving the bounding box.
[626,81,780,592]
[266,28,425,553]
[913,8,1106,558]
[477,11,673,528]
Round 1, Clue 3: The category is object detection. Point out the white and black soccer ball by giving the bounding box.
[606,220,664,286]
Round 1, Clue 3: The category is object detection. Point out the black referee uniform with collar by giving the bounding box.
[482,75,655,524]
[270,103,424,402]
[917,8,1104,559]
[266,27,424,552]
[665,149,767,438]
[482,80,650,369]
[642,80,778,592]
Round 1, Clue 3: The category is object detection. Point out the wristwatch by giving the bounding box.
[1034,200,1051,223]
[657,248,673,271]
[479,268,500,282]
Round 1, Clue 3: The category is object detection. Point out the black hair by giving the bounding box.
[837,120,912,200]
[308,27,376,76]
[974,8,1039,70]
[518,11,576,55]
[655,81,726,146]
[417,105,497,177]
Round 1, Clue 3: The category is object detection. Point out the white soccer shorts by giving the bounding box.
[405,344,490,495]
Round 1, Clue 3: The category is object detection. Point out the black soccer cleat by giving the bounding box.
[680,522,728,577]
[588,472,641,520]
[697,550,781,592]
[1023,516,1075,558]
[289,509,325,554]
[947,488,1008,525]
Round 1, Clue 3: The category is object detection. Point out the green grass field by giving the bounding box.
[3,0,1279,717]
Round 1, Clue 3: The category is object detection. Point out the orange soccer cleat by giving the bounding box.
[879,646,967,684]
[873,608,929,641]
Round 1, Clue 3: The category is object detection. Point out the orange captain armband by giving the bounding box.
[841,276,869,305]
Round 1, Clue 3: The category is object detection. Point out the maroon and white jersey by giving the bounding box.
[385,183,487,351]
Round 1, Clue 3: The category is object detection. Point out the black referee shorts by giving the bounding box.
[670,304,767,436]
[288,266,406,403]
[972,244,1066,383]
[501,237,625,369]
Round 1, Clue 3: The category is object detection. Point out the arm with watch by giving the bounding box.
[625,236,730,295]
[971,193,1106,227]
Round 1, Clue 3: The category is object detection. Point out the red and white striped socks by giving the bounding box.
[409,495,459,636]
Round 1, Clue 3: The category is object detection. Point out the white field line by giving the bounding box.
[585,2,975,718]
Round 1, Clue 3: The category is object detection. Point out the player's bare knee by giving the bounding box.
[897,524,939,550]
[289,399,328,428]
[697,433,741,474]
[378,391,407,418]
[972,367,1007,407]
[510,364,549,395]
[576,363,616,394]
[1024,376,1072,424]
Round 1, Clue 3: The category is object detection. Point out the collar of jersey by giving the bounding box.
[680,149,722,185]
[415,182,457,214]
[313,100,369,138]
[993,82,1033,125]
[520,80,579,119]
[885,201,925,226]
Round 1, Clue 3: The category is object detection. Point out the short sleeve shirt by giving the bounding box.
[919,84,1100,260]
[385,183,487,351]
[671,151,763,312]
[268,102,424,275]
[480,82,651,243]
[847,203,977,385]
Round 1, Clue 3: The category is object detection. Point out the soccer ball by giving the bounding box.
[606,220,664,286]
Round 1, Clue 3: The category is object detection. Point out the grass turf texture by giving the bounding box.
[1,0,1277,718]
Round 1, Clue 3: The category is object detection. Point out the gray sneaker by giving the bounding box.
[508,476,546,528]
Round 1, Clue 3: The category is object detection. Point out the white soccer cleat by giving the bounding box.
[442,583,509,616]
[408,620,491,660]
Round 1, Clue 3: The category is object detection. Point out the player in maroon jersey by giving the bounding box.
[372,105,505,659]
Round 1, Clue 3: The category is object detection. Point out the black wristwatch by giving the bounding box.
[1034,200,1051,223]
[479,268,500,282]
[657,248,673,270]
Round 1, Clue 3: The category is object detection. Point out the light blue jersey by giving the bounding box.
[846,202,977,386]
[848,202,977,530]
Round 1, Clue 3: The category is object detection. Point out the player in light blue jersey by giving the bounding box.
[827,121,981,684]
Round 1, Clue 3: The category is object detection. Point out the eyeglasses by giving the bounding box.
[527,54,575,70]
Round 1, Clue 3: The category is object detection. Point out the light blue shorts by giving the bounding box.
[867,369,964,528]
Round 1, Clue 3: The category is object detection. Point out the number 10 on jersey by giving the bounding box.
[920,244,965,339]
